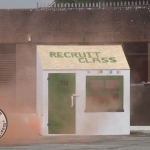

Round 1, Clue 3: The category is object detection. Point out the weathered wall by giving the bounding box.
[16,44,36,113]
[0,7,150,44]
[0,7,150,125]
[131,85,150,126]
[0,45,16,112]
[148,43,150,81]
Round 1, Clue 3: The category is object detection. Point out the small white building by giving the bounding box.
[36,45,130,135]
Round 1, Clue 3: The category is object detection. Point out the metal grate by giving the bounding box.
[0,53,16,112]
[38,0,150,8]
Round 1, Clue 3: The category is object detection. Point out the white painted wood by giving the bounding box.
[131,126,150,130]
[40,70,130,135]
[36,45,130,135]
[37,45,130,70]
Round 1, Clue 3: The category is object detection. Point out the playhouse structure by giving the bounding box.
[36,45,130,135]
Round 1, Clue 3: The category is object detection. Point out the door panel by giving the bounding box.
[48,73,75,134]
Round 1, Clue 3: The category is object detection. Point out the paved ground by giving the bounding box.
[0,131,150,150]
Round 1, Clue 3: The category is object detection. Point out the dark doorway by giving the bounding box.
[122,43,148,84]
[123,43,150,126]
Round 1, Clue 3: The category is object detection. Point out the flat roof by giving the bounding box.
[37,45,130,70]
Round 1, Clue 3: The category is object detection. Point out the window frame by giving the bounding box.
[85,76,124,112]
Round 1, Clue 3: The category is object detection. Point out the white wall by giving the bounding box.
[41,69,130,135]
[76,70,130,135]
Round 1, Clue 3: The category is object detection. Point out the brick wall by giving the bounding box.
[16,44,36,113]
[148,44,150,81]
[0,7,150,44]
[0,7,150,114]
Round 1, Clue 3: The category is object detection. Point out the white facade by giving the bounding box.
[36,45,130,135]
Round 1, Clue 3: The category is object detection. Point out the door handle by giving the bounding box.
[71,94,79,107]
[71,96,74,107]
[72,94,79,97]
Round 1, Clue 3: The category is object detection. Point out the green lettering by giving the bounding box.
[92,52,100,58]
[64,52,71,58]
[93,58,100,63]
[86,52,92,58]
[109,57,117,63]
[57,52,63,58]
[71,52,78,58]
[78,58,85,63]
[85,58,92,63]
[49,52,57,57]
[101,57,109,63]
[78,52,86,58]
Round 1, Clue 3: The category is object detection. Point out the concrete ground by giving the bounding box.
[1,114,150,149]
[1,131,150,150]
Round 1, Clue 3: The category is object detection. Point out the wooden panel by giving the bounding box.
[48,73,75,134]
[37,45,130,70]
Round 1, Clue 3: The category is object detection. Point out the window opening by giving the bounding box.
[86,76,123,112]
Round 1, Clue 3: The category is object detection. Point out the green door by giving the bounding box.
[48,73,76,134]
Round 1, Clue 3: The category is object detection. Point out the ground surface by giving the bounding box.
[0,131,150,150]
